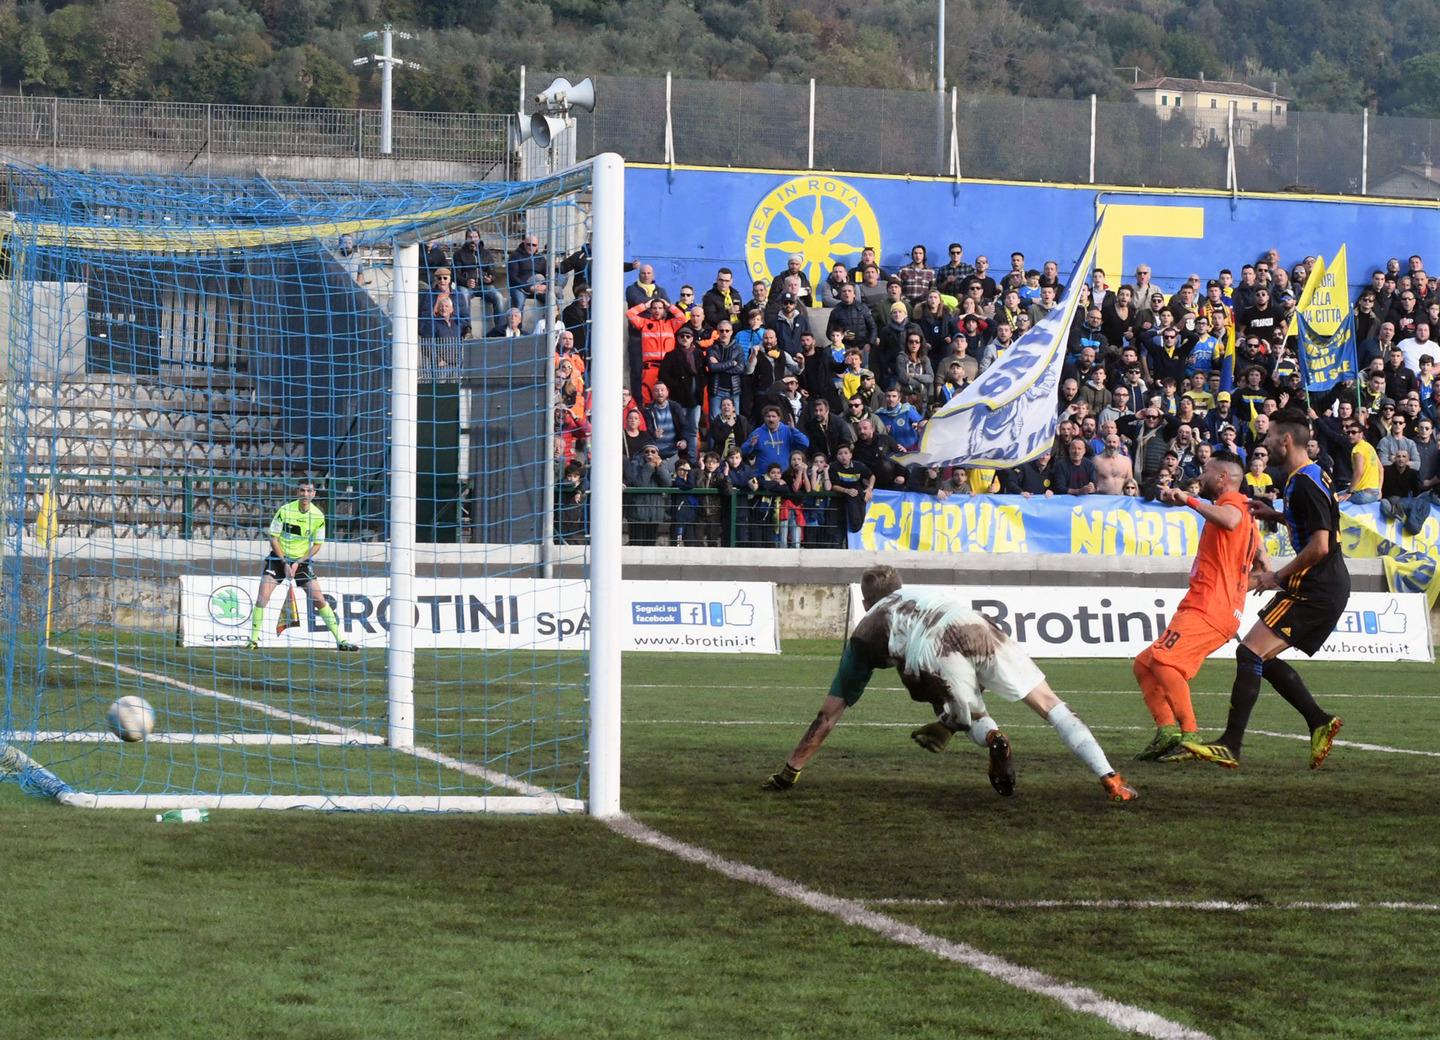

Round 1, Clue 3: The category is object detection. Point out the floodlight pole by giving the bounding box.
[380,27,394,155]
[354,25,424,156]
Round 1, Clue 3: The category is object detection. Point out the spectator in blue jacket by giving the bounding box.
[743,404,811,474]
[875,387,924,452]
[424,267,470,336]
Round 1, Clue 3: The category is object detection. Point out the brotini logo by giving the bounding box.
[745,176,880,289]
[208,585,253,627]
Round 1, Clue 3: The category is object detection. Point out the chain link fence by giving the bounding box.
[573,73,1440,201]
[6,83,1440,199]
[0,96,512,170]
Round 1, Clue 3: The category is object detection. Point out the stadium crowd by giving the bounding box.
[407,232,1440,547]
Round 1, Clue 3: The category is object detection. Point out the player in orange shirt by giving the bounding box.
[1132,451,1263,760]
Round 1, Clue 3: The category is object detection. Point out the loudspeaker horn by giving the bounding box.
[512,114,533,149]
[535,76,597,114]
[530,112,567,149]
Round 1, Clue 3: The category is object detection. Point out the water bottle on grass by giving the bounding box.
[155,808,210,823]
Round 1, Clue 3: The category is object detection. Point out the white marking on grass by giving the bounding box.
[622,682,1438,701]
[866,897,1440,912]
[608,719,1440,759]
[18,731,384,746]
[52,648,562,800]
[1248,729,1440,759]
[606,814,1212,1040]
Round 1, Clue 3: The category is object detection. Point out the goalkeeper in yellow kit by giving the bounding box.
[247,479,358,651]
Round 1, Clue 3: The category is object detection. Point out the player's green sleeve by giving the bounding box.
[828,640,875,707]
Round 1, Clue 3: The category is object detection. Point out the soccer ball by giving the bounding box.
[106,696,155,743]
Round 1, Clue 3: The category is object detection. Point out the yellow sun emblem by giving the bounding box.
[745,176,881,292]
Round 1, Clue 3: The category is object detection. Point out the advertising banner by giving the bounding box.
[846,584,1433,663]
[181,577,780,654]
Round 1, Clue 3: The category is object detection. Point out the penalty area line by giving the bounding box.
[865,897,1440,913]
[606,814,1211,1040]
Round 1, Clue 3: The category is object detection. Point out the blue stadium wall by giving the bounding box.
[622,164,1440,299]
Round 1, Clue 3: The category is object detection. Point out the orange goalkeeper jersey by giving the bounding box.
[1177,489,1260,637]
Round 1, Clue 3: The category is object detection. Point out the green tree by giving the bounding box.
[19,28,51,89]
[300,45,358,107]
[1383,52,1440,117]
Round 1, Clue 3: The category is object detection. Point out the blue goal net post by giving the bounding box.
[0,153,624,815]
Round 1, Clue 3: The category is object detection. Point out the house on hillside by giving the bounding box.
[1370,161,1440,200]
[1132,76,1288,147]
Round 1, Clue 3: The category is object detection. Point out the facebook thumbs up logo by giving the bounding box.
[722,590,755,626]
[1336,600,1407,636]
[632,590,757,628]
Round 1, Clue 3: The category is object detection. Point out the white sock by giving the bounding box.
[1047,703,1113,778]
[967,715,999,748]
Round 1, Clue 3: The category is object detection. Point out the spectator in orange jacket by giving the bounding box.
[627,297,687,403]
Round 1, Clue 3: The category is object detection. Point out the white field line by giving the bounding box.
[1248,729,1440,759]
[51,648,561,800]
[607,814,1211,1040]
[598,718,1440,760]
[865,897,1440,913]
[17,731,384,746]
[619,683,1438,701]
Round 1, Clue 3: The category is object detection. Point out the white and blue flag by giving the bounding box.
[902,220,1102,468]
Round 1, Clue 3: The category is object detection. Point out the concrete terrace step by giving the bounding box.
[28,410,282,437]
[25,454,308,475]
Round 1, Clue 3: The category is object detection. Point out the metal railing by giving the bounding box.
[0,95,512,169]
[617,485,850,548]
[25,471,380,540]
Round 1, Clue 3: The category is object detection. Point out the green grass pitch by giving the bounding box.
[2,641,1437,1039]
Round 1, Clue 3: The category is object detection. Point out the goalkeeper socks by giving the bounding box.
[1217,645,1265,753]
[1046,703,1114,779]
[249,605,264,641]
[318,605,342,641]
[967,714,999,748]
[1261,658,1331,732]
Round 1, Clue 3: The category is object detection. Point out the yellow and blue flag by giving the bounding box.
[1295,246,1358,392]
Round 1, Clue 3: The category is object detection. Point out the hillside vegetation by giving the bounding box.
[2,0,1439,116]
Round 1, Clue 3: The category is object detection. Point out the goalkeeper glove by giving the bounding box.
[910,720,954,753]
[761,763,801,791]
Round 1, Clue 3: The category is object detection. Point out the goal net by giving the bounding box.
[0,155,624,813]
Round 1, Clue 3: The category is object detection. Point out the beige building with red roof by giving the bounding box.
[1132,75,1288,146]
